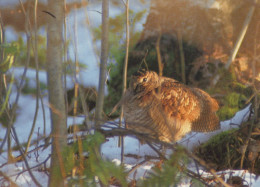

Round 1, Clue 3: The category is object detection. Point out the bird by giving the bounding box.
[120,70,220,143]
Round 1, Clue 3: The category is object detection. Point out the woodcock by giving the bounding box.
[121,70,220,143]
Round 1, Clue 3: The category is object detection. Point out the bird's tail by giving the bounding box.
[191,112,220,132]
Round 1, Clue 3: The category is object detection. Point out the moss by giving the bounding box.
[195,123,260,175]
[21,78,47,95]
[217,105,239,120]
[207,65,254,121]
[216,91,249,121]
[229,82,253,97]
[200,129,238,149]
[226,92,241,107]
[195,129,242,171]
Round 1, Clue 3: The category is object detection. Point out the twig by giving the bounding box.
[127,159,151,176]
[12,127,42,187]
[71,8,80,140]
[0,129,8,154]
[184,149,232,187]
[0,170,18,187]
[139,49,149,70]
[98,127,174,147]
[4,155,51,181]
[145,141,167,160]
[155,29,163,77]
[184,169,209,186]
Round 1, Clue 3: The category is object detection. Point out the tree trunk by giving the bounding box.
[46,0,67,186]
[95,0,109,128]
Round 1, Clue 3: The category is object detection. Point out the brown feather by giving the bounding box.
[122,71,220,143]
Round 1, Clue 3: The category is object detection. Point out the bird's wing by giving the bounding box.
[191,88,219,112]
[190,88,220,132]
[158,79,202,122]
[158,78,220,132]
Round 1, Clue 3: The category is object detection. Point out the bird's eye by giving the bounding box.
[143,78,147,82]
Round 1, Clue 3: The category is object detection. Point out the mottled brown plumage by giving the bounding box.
[122,70,220,143]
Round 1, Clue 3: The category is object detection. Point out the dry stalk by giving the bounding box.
[155,29,163,77]
[118,0,130,165]
[211,0,258,86]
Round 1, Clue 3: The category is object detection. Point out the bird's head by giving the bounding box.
[130,70,160,94]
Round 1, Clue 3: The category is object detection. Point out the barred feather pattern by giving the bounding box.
[122,70,220,143]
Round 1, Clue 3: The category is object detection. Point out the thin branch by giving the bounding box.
[12,127,42,187]
[71,7,80,137]
[184,149,232,187]
[127,159,151,176]
[25,0,41,154]
[145,141,167,160]
[184,168,209,186]
[98,127,174,147]
[0,170,18,187]
[3,155,51,181]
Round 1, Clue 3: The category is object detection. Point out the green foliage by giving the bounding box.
[217,105,239,120]
[190,178,204,187]
[21,78,47,95]
[140,147,188,186]
[5,36,86,74]
[92,9,146,57]
[226,92,246,108]
[64,59,88,75]
[217,92,248,120]
[0,74,14,119]
[12,36,46,69]
[0,43,17,123]
[64,132,127,186]
[0,42,19,73]
[205,66,253,121]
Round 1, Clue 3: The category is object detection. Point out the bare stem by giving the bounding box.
[212,0,258,86]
